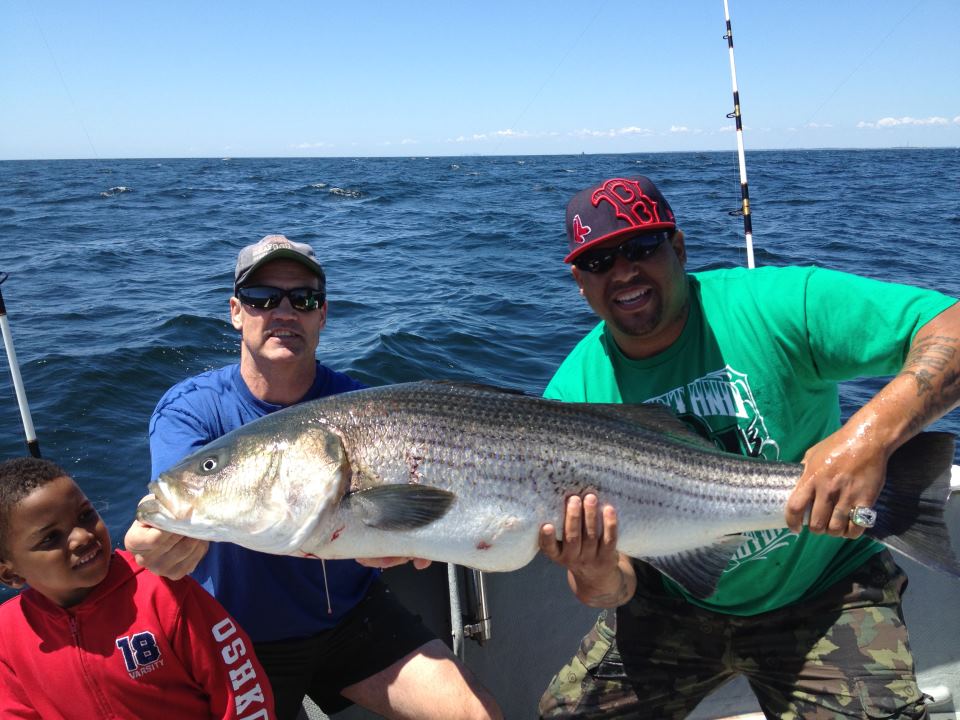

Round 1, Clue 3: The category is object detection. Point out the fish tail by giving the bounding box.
[870,431,960,576]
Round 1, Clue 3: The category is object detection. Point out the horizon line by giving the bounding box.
[2,144,958,163]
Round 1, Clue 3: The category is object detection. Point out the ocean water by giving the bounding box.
[1,148,959,606]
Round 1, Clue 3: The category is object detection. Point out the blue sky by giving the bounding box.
[2,0,958,159]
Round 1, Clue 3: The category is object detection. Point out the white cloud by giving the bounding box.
[449,129,540,142]
[805,122,833,129]
[400,138,417,145]
[669,125,690,134]
[857,116,950,129]
[292,141,332,149]
[571,128,613,138]
[570,126,654,138]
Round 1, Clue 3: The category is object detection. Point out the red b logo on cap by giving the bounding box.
[591,178,666,229]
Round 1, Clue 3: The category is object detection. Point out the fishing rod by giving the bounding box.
[719,5,960,497]
[722,0,755,269]
[0,273,41,458]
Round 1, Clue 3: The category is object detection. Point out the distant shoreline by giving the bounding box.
[2,146,958,163]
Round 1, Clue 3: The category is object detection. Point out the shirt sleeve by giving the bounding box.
[170,579,276,720]
[542,373,568,400]
[148,401,216,480]
[0,656,44,720]
[803,267,957,381]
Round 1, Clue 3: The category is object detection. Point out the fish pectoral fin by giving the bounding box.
[642,535,747,599]
[344,485,456,531]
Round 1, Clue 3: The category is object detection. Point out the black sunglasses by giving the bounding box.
[573,231,672,274]
[236,286,325,312]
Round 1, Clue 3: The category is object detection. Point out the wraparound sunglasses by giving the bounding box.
[573,231,671,274]
[236,286,325,312]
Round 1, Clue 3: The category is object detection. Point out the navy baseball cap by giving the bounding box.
[234,235,326,292]
[564,176,676,263]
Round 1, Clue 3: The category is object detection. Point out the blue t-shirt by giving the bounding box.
[149,362,376,643]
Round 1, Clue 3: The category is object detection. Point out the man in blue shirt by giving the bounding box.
[125,235,501,720]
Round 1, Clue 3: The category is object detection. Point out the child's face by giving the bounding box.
[0,475,111,607]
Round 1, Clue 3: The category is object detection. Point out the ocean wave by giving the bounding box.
[100,186,134,197]
[346,329,477,386]
[344,323,564,392]
[328,187,363,198]
[292,182,365,199]
[147,314,240,355]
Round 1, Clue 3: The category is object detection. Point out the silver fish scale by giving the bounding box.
[144,381,959,579]
[286,382,800,527]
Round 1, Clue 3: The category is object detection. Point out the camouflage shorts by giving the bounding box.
[539,551,928,719]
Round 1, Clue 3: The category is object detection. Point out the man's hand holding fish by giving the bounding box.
[126,499,210,580]
[539,493,636,608]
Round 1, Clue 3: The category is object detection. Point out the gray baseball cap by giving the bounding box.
[234,235,326,292]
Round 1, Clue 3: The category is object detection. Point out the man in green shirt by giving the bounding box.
[537,176,960,719]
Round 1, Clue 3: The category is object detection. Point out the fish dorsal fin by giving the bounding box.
[580,402,720,452]
[416,382,717,451]
[343,485,456,531]
[641,535,747,599]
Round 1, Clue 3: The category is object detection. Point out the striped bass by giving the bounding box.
[136,381,960,597]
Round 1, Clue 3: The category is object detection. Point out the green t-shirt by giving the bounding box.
[545,265,955,615]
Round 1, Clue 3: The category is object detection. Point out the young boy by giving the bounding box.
[0,457,275,719]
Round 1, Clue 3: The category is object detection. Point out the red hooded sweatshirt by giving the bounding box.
[0,550,274,719]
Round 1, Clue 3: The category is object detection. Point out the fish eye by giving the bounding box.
[199,457,219,473]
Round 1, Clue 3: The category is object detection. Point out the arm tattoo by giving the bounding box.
[900,333,960,431]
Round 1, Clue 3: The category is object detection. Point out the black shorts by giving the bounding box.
[252,579,439,719]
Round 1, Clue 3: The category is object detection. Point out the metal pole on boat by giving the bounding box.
[0,273,41,458]
[722,0,756,269]
[447,563,466,658]
[462,567,492,645]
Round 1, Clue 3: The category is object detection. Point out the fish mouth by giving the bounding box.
[139,481,194,523]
